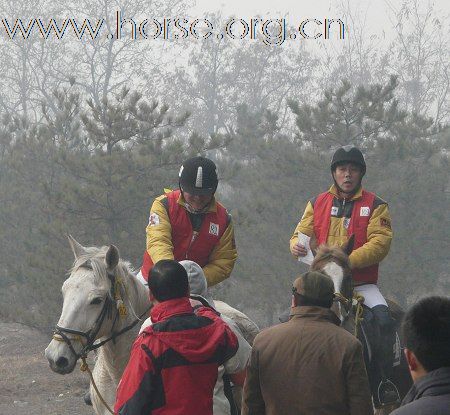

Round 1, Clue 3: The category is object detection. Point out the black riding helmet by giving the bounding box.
[331,145,366,176]
[179,156,218,195]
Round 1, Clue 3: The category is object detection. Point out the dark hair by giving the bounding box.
[292,271,335,309]
[148,260,189,302]
[402,296,450,371]
[293,291,334,308]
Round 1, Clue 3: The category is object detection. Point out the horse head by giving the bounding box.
[45,235,148,375]
[310,235,355,319]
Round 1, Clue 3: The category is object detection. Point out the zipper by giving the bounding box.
[185,231,199,259]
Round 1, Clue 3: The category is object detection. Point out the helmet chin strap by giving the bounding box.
[180,189,212,214]
[184,201,211,215]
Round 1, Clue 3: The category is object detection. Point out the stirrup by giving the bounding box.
[377,379,400,406]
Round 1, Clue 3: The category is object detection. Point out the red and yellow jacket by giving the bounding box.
[141,189,237,286]
[290,185,392,284]
[114,298,239,415]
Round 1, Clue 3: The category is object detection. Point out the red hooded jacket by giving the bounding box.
[114,298,238,415]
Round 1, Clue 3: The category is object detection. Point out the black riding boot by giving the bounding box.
[371,304,400,405]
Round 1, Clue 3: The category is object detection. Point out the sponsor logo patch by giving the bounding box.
[148,212,160,226]
[209,222,219,236]
[331,206,339,216]
[360,206,370,217]
[343,218,351,229]
[380,218,391,229]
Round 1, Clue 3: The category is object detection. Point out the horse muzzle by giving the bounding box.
[45,339,78,374]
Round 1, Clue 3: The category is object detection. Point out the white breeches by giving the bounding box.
[135,270,149,287]
[354,284,388,308]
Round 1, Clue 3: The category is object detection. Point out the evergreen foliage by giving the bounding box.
[0,71,448,330]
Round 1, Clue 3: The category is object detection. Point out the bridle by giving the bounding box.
[53,290,115,360]
[313,255,365,337]
[52,267,150,360]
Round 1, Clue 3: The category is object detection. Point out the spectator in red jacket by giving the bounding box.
[114,260,239,415]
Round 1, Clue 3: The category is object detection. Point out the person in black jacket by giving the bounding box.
[391,296,450,415]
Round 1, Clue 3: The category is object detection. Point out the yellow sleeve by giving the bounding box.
[203,219,238,287]
[146,196,174,263]
[290,201,314,255]
[349,203,393,269]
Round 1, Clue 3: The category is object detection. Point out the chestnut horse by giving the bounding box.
[310,237,412,414]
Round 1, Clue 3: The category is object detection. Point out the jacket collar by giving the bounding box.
[329,184,363,201]
[150,297,194,324]
[177,192,217,213]
[402,367,450,405]
[289,306,341,326]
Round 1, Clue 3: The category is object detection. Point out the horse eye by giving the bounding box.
[90,297,103,305]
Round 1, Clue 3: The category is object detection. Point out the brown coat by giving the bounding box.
[242,306,373,415]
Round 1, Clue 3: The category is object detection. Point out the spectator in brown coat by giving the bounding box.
[242,271,373,415]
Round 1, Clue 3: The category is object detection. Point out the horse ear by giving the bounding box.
[342,234,355,256]
[105,245,120,272]
[67,234,87,259]
[309,233,318,256]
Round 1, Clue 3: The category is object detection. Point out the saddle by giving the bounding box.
[357,306,401,369]
[357,305,402,407]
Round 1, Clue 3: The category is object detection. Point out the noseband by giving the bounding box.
[52,268,150,360]
[52,270,118,360]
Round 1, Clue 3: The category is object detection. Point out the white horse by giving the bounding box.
[46,236,259,415]
[45,236,151,415]
[214,300,260,346]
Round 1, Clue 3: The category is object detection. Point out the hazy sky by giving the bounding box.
[189,0,449,44]
[191,0,448,21]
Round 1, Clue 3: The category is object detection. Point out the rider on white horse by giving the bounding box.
[290,145,400,405]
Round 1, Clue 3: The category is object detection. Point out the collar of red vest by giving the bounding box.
[150,297,194,323]
[177,192,218,213]
[329,184,363,201]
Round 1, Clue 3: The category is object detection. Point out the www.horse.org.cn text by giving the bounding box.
[1,12,345,45]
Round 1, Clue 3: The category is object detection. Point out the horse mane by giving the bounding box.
[70,245,136,287]
[311,244,351,274]
[69,244,148,325]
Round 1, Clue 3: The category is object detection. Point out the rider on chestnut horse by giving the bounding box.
[290,145,400,406]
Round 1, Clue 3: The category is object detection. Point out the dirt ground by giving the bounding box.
[0,322,95,415]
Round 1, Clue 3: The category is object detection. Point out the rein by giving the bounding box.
[80,356,115,415]
[52,293,115,360]
[53,272,151,358]
[334,291,365,337]
[53,302,151,358]
[313,252,365,338]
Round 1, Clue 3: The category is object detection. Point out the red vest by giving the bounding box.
[141,190,229,281]
[313,189,379,284]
